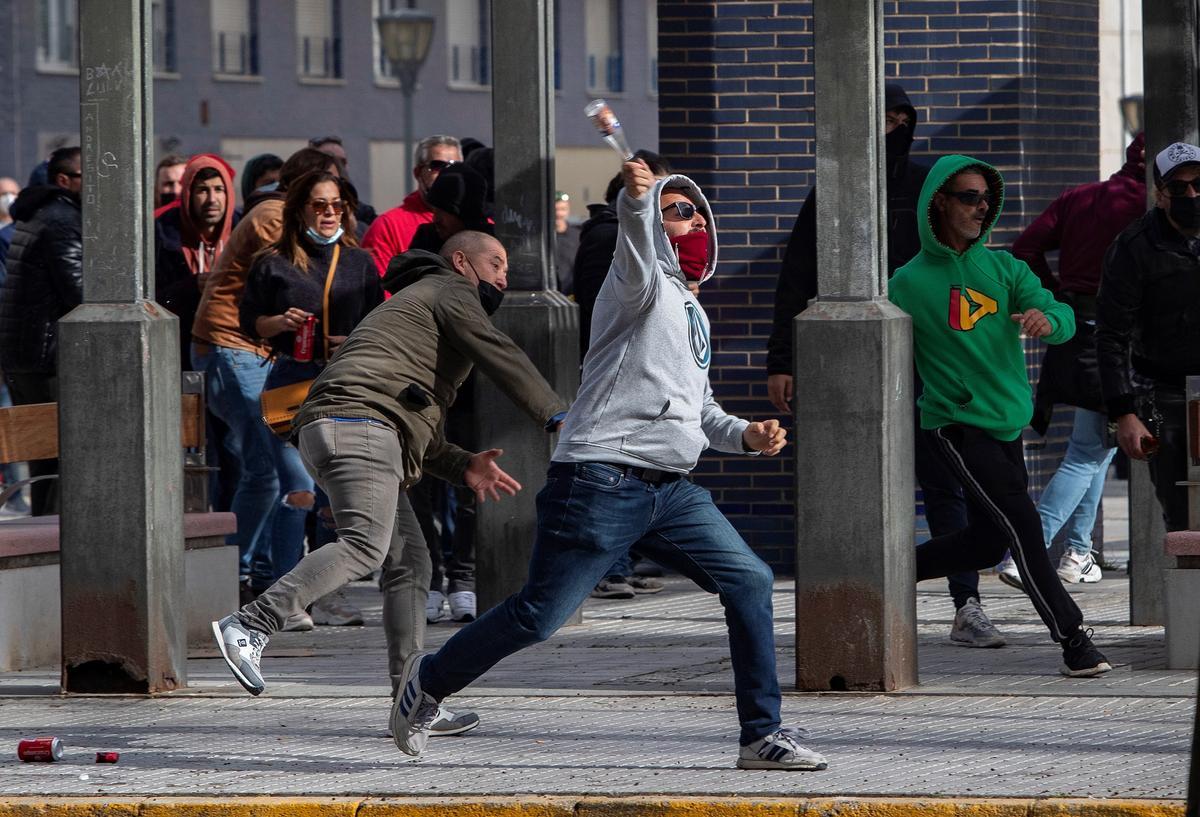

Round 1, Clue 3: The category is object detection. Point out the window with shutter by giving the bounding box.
[585,0,622,94]
[152,0,177,74]
[212,0,258,76]
[297,0,341,79]
[446,0,490,89]
[37,0,78,72]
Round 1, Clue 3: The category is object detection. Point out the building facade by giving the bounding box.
[0,0,661,216]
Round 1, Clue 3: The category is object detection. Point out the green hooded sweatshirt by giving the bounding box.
[889,155,1075,441]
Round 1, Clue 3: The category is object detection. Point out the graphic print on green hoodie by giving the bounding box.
[888,155,1075,441]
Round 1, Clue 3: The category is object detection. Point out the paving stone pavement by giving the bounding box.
[0,570,1194,799]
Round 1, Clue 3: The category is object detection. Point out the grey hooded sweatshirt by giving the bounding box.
[552,174,750,473]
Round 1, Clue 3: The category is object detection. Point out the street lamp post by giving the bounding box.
[376,8,435,194]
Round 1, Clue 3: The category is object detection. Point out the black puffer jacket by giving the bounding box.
[766,84,928,376]
[1097,207,1200,419]
[572,201,619,357]
[0,186,83,374]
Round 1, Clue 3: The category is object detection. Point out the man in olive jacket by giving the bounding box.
[213,231,568,705]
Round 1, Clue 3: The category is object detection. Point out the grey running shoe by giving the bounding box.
[1057,551,1103,584]
[281,610,314,632]
[212,615,269,696]
[950,597,1006,648]
[590,576,636,599]
[390,652,441,756]
[1060,628,1112,677]
[310,591,364,626]
[386,705,480,738]
[627,575,665,594]
[737,726,828,771]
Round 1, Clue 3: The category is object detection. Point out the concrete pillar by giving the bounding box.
[793,0,917,692]
[58,0,185,693]
[474,0,580,615]
[1128,0,1199,626]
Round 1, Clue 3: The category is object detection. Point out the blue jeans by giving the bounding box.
[261,357,320,583]
[421,461,782,746]
[1036,408,1117,556]
[191,344,278,584]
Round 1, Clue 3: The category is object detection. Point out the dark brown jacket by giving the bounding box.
[294,250,567,486]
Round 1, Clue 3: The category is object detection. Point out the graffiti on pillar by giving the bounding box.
[83,61,129,98]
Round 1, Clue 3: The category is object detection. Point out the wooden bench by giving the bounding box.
[0,378,238,671]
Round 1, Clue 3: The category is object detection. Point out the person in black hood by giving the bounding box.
[764,85,1005,647]
[0,146,83,516]
[408,163,492,253]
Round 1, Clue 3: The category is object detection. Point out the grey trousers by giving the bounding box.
[238,418,432,691]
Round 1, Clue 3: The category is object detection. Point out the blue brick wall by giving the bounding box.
[657,0,1099,572]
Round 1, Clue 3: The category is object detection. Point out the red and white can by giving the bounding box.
[95,751,120,763]
[17,737,63,762]
[293,315,317,362]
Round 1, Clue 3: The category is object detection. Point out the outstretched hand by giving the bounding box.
[622,158,654,200]
[464,448,522,502]
[742,420,787,456]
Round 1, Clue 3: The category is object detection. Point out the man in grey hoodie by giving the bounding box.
[390,160,828,771]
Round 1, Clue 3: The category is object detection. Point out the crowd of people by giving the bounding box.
[2,84,1199,770]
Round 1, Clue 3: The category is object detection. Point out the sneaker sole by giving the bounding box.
[210,620,264,697]
[949,634,1007,648]
[997,572,1025,592]
[736,757,828,771]
[390,652,428,756]
[1060,661,1113,678]
[430,717,480,737]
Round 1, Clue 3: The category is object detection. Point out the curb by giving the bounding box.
[0,797,1186,817]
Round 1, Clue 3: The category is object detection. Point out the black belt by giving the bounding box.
[599,462,684,485]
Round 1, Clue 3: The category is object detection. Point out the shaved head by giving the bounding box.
[440,230,502,263]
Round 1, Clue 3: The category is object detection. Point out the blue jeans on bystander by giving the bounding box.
[1036,408,1117,557]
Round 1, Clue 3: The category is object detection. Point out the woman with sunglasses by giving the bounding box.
[240,170,383,628]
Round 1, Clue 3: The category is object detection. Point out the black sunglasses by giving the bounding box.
[1164,177,1200,197]
[661,201,698,220]
[423,159,458,172]
[946,190,993,207]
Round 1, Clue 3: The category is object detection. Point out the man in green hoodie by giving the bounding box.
[889,155,1111,678]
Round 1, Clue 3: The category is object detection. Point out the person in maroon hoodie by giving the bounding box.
[998,133,1146,590]
[154,153,238,367]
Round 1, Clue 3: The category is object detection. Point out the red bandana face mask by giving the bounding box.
[669,230,709,281]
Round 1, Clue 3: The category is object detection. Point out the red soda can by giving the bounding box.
[95,751,120,763]
[17,737,63,762]
[293,315,316,362]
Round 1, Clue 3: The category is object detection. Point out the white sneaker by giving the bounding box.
[426,590,448,623]
[211,615,269,696]
[736,726,827,771]
[310,591,364,626]
[1058,550,1103,584]
[448,590,476,622]
[997,555,1024,591]
[390,652,440,756]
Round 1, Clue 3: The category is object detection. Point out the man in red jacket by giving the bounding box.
[362,135,462,276]
[1002,133,1146,589]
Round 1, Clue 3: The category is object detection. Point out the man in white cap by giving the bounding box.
[1097,141,1200,531]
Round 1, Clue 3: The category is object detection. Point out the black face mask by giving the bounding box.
[467,259,505,315]
[885,125,911,160]
[1168,196,1200,230]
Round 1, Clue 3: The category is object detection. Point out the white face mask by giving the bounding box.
[0,192,16,218]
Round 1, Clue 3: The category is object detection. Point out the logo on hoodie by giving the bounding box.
[948,285,998,332]
[685,302,711,369]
